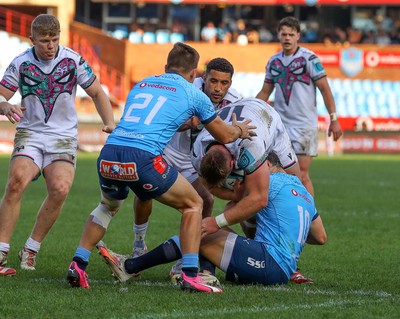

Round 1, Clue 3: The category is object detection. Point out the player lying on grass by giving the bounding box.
[98,151,326,287]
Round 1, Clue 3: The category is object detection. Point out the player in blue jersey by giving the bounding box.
[98,151,326,286]
[0,14,115,277]
[66,43,255,293]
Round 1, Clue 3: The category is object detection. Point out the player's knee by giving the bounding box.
[49,180,72,199]
[100,192,124,214]
[90,203,113,229]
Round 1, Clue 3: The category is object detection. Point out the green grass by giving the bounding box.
[0,153,399,319]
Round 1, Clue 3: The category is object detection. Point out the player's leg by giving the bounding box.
[0,157,40,272]
[297,155,314,197]
[20,159,75,270]
[132,196,151,257]
[191,178,214,218]
[170,177,215,277]
[199,229,230,268]
[67,191,125,288]
[156,173,202,260]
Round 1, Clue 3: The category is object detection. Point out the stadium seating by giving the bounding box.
[231,72,400,118]
[169,32,184,44]
[128,31,142,43]
[142,32,156,44]
[156,29,170,44]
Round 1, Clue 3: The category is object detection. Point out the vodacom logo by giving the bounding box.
[365,51,380,67]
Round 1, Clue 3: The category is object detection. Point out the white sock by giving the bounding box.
[0,242,10,253]
[25,237,41,253]
[133,222,148,248]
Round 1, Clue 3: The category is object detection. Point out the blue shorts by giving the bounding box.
[225,235,289,285]
[97,144,178,201]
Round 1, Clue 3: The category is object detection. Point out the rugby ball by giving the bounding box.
[222,170,244,190]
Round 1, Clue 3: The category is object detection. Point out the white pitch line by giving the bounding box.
[117,298,394,319]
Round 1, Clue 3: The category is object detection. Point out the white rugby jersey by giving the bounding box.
[192,98,296,176]
[165,77,242,156]
[263,46,326,128]
[1,46,96,138]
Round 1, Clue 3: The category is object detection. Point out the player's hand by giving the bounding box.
[190,116,201,129]
[0,103,25,124]
[231,113,257,140]
[328,121,343,141]
[201,217,220,238]
[102,124,115,134]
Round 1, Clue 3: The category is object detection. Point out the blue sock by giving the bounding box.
[72,247,91,270]
[182,253,198,278]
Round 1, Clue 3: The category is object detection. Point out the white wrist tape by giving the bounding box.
[215,213,228,228]
[0,95,7,103]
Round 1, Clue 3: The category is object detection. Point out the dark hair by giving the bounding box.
[277,16,300,33]
[200,148,231,187]
[206,58,234,77]
[166,42,200,74]
[31,14,60,37]
[266,151,283,168]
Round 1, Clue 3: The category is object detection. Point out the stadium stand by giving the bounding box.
[232,72,400,118]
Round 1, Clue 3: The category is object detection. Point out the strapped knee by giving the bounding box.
[90,204,113,229]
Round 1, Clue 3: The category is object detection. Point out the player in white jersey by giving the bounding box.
[0,14,115,276]
[256,16,342,197]
[97,152,326,287]
[130,59,241,273]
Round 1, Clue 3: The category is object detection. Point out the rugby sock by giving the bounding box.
[25,237,41,253]
[199,255,216,275]
[73,246,91,270]
[133,222,148,249]
[125,236,181,274]
[182,254,199,278]
[0,242,10,254]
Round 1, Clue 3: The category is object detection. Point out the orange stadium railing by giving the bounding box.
[0,6,33,38]
[69,33,127,104]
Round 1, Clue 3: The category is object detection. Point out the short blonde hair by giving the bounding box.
[31,14,60,37]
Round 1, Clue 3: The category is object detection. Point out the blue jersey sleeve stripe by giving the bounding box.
[201,113,217,125]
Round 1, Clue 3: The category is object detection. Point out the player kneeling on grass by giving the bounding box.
[98,151,326,288]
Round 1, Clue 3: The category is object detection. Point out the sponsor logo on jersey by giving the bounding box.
[152,155,167,174]
[139,82,177,92]
[100,160,138,181]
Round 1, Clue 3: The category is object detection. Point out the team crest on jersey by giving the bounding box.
[100,160,139,181]
[269,57,311,105]
[19,58,78,123]
[340,47,363,77]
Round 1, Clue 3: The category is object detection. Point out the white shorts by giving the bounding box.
[271,127,298,170]
[163,145,198,184]
[286,127,318,157]
[12,129,78,170]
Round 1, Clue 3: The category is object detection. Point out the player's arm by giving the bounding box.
[204,113,256,144]
[84,78,116,133]
[0,85,24,123]
[202,161,269,236]
[255,82,274,102]
[306,214,327,245]
[201,179,236,201]
[315,77,343,141]
[177,116,200,132]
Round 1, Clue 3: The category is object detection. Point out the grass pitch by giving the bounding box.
[0,153,399,319]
